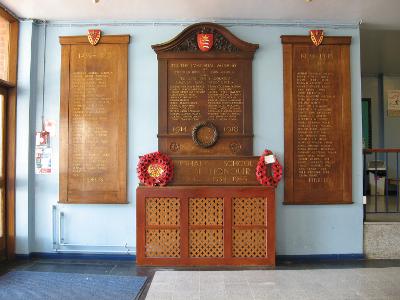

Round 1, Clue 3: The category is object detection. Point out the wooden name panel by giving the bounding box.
[282,35,352,204]
[136,186,275,266]
[59,35,129,204]
[170,156,260,186]
[153,23,258,156]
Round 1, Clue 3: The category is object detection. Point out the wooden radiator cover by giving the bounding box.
[136,186,275,266]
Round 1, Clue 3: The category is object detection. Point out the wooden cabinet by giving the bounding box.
[136,186,275,266]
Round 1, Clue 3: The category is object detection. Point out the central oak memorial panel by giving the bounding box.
[153,23,258,156]
[59,35,129,204]
[136,23,275,267]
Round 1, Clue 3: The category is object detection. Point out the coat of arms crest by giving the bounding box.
[88,29,101,46]
[197,33,214,52]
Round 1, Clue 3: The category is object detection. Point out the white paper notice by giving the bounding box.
[388,90,400,117]
[264,155,276,164]
[35,147,52,174]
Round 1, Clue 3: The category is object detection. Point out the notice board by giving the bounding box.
[281,35,352,204]
[59,35,129,204]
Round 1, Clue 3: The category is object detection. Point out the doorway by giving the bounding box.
[362,98,372,149]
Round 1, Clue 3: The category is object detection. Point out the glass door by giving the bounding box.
[0,87,6,260]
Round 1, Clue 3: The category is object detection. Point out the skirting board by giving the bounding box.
[276,254,365,262]
[14,252,364,262]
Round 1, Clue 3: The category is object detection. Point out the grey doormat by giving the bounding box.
[0,271,147,300]
[146,268,400,299]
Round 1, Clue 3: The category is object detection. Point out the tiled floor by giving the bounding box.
[146,268,400,300]
[1,258,400,299]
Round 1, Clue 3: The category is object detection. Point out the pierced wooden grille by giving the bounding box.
[145,229,180,258]
[233,197,265,225]
[189,229,224,258]
[232,229,266,258]
[146,197,180,226]
[189,197,223,225]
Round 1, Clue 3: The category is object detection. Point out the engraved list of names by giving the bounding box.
[167,62,244,135]
[69,70,115,190]
[295,71,338,183]
[282,35,352,204]
[60,36,129,204]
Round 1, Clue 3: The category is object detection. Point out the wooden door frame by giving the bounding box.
[0,6,19,260]
[0,86,7,259]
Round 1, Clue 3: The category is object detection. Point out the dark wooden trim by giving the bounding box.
[0,79,14,89]
[59,45,70,203]
[364,148,400,153]
[158,60,168,137]
[281,35,352,45]
[342,43,352,204]
[0,87,6,259]
[59,35,130,45]
[0,6,18,23]
[283,43,294,203]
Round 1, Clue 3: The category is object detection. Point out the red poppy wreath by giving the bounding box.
[137,152,174,186]
[256,149,283,187]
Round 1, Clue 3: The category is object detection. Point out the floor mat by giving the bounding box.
[0,270,147,300]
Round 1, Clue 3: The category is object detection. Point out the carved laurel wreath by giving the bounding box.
[192,121,218,148]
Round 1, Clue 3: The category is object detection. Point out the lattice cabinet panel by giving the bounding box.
[146,197,180,226]
[137,186,275,266]
[232,229,266,258]
[233,197,266,226]
[145,229,180,258]
[189,229,224,258]
[189,197,224,225]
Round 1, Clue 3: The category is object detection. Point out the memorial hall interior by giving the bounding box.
[0,0,400,299]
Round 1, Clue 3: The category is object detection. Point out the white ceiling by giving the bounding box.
[1,0,399,29]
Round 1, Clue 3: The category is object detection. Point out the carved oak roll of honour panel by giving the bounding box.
[281,35,352,204]
[137,23,276,267]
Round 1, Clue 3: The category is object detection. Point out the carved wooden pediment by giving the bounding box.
[152,22,259,57]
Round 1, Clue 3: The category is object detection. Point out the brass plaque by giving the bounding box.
[59,35,129,204]
[170,157,260,186]
[153,23,258,156]
[282,35,352,204]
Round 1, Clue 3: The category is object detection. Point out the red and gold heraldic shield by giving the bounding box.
[309,30,324,47]
[197,33,213,52]
[87,29,101,46]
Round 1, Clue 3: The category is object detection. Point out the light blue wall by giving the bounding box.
[15,21,39,254]
[15,20,363,255]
